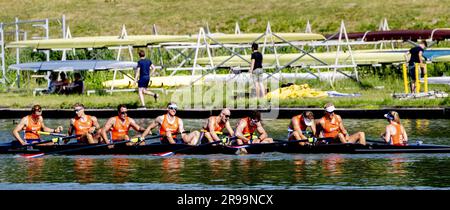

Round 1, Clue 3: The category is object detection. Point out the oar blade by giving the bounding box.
[18,153,44,158]
[152,151,174,157]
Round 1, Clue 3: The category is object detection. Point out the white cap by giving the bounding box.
[304,118,313,126]
[325,105,336,113]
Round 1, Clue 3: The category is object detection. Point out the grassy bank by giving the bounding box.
[0,0,448,36]
[1,75,449,109]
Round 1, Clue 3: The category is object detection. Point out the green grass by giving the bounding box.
[0,0,449,109]
[1,75,449,109]
[0,0,448,36]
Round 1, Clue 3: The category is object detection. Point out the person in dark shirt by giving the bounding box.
[65,72,84,94]
[406,41,427,93]
[250,43,265,98]
[135,50,158,109]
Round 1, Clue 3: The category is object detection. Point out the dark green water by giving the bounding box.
[0,118,449,190]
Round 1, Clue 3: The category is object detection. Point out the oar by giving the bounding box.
[153,140,222,157]
[11,134,79,149]
[129,135,163,145]
[37,131,68,138]
[273,137,334,145]
[19,139,132,158]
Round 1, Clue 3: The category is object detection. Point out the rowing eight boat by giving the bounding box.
[1,140,450,156]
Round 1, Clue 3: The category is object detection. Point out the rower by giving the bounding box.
[288,111,316,145]
[318,103,366,145]
[199,108,234,144]
[101,104,146,147]
[68,103,102,144]
[142,102,200,145]
[12,104,63,145]
[381,111,408,146]
[235,110,273,145]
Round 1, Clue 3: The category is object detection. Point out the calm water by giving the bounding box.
[0,118,449,190]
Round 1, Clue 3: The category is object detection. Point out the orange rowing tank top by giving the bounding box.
[321,116,341,138]
[73,115,94,138]
[241,117,257,135]
[111,116,130,141]
[289,115,308,131]
[24,115,42,140]
[159,115,180,138]
[203,116,226,132]
[390,123,403,146]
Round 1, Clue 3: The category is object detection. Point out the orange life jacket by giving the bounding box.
[159,114,180,139]
[288,114,308,131]
[202,116,226,133]
[73,115,94,139]
[321,116,341,138]
[240,117,257,135]
[24,115,42,140]
[110,116,130,141]
[390,123,403,146]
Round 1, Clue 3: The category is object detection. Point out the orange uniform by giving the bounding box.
[110,116,131,141]
[203,117,226,133]
[159,115,180,139]
[239,117,257,137]
[288,115,308,131]
[389,123,403,146]
[73,115,94,140]
[321,116,341,138]
[24,115,42,140]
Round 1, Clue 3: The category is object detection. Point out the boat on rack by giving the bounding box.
[2,140,450,156]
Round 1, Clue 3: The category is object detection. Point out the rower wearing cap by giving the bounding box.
[199,108,235,144]
[381,111,408,146]
[318,103,366,145]
[235,111,273,145]
[288,111,316,145]
[68,103,102,144]
[12,104,63,145]
[101,104,146,146]
[142,102,200,145]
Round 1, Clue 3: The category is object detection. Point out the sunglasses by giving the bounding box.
[119,111,128,115]
[74,108,83,112]
[168,107,177,111]
[34,109,42,113]
[224,115,230,118]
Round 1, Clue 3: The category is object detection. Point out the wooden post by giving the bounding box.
[402,63,409,94]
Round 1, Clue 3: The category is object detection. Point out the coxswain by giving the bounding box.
[381,111,408,146]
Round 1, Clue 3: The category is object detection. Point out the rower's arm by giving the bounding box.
[101,117,114,144]
[401,125,408,143]
[225,121,235,137]
[91,116,101,133]
[337,115,348,136]
[142,117,162,137]
[384,125,391,144]
[208,117,220,141]
[310,122,317,137]
[256,122,268,140]
[235,120,249,143]
[129,118,145,133]
[41,117,63,133]
[179,119,186,140]
[12,117,27,145]
[68,119,75,136]
[250,59,255,73]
